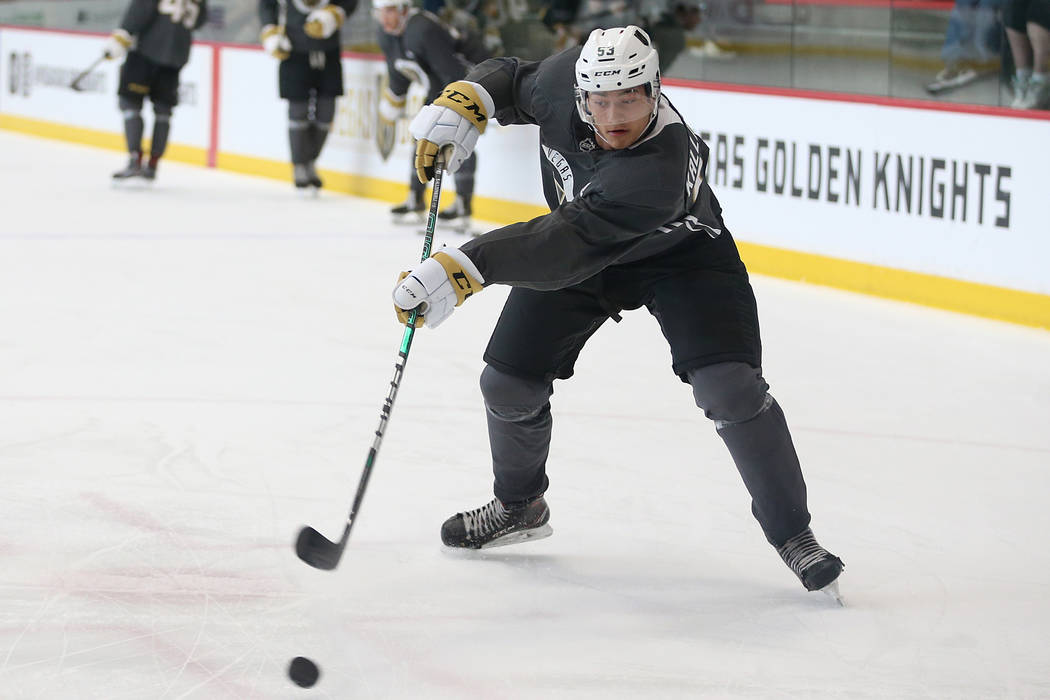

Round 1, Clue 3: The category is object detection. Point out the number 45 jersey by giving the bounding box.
[120,0,209,69]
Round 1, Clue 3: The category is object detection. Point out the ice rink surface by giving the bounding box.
[2,130,1049,699]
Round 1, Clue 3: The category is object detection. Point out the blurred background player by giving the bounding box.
[374,0,490,230]
[259,0,357,194]
[106,0,208,182]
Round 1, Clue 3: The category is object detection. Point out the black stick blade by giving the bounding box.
[295,526,346,570]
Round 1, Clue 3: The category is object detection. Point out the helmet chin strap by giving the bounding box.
[593,127,616,148]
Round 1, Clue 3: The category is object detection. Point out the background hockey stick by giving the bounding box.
[277,0,287,32]
[295,149,448,570]
[70,55,107,91]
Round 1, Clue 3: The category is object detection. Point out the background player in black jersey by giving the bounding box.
[373,0,489,230]
[259,0,357,194]
[105,0,208,182]
[392,26,846,600]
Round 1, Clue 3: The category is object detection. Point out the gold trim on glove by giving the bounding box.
[433,81,491,134]
[112,29,132,49]
[433,251,483,306]
[260,24,291,60]
[304,5,345,38]
[414,140,439,184]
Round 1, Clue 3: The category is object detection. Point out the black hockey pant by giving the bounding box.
[480,361,812,547]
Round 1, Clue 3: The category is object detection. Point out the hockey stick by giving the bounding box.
[277,0,288,31]
[70,55,107,92]
[295,149,448,570]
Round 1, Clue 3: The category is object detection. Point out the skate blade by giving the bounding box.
[436,219,483,237]
[111,178,152,190]
[819,579,845,607]
[392,214,426,226]
[296,186,320,200]
[479,523,553,549]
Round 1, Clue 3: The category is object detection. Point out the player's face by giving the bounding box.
[584,87,655,150]
[376,6,408,34]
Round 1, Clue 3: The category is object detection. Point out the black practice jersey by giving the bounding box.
[120,0,208,68]
[459,48,727,291]
[378,11,490,102]
[259,0,357,53]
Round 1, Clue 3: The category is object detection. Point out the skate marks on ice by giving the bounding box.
[4,131,1050,697]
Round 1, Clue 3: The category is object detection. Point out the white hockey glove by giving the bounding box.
[392,249,485,329]
[409,80,494,183]
[304,5,345,39]
[376,88,406,161]
[393,58,431,96]
[103,29,132,61]
[260,25,291,60]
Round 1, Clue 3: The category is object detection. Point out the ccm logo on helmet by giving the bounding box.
[592,70,622,77]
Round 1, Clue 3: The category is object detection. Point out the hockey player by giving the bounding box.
[374,0,489,230]
[259,0,357,194]
[105,0,208,182]
[392,26,845,599]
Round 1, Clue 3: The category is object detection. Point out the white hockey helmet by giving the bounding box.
[574,25,661,128]
[372,0,412,8]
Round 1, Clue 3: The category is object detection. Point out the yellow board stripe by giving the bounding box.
[736,242,1050,330]
[3,113,1048,330]
[0,113,207,165]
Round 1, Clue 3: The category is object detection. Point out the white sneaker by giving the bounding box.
[1021,76,1050,110]
[1010,75,1031,109]
[925,64,978,94]
[689,40,736,60]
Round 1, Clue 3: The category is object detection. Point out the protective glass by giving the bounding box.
[578,87,655,127]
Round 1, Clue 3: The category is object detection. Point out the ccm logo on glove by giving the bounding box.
[392,249,485,329]
[437,84,490,130]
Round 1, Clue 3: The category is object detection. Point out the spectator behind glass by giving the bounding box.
[1004,0,1050,107]
[648,0,702,72]
[924,0,1005,95]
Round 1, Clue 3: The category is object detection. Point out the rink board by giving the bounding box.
[1,25,1048,327]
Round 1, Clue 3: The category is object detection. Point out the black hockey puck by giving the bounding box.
[288,656,320,688]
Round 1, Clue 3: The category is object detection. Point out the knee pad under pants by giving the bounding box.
[480,365,552,422]
[119,95,144,113]
[688,361,771,425]
[314,95,335,124]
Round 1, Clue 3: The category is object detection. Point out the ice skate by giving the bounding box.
[776,527,845,605]
[141,157,158,182]
[112,153,143,181]
[293,163,319,198]
[436,197,479,235]
[391,191,426,225]
[305,161,323,189]
[441,495,553,549]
